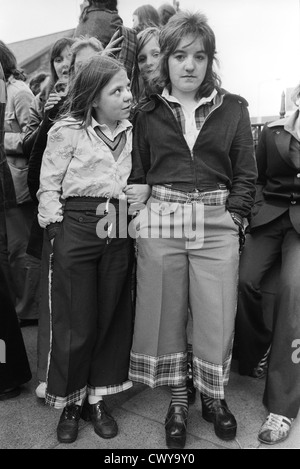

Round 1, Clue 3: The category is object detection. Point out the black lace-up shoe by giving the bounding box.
[201,394,237,441]
[81,399,118,439]
[165,403,188,449]
[57,404,81,443]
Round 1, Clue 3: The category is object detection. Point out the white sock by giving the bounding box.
[88,395,103,405]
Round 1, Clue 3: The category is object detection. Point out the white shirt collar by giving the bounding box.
[91,116,132,138]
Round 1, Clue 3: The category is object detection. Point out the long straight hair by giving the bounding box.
[0,40,26,81]
[150,11,221,100]
[132,4,161,33]
[48,38,75,87]
[131,27,160,103]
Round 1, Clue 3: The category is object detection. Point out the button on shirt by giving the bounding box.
[37,117,132,228]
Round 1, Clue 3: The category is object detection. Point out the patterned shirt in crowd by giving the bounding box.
[37,116,132,228]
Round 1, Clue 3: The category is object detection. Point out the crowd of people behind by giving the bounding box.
[0,0,300,450]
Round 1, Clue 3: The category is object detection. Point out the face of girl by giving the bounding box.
[92,69,132,129]
[137,36,160,83]
[53,45,72,80]
[168,35,208,101]
[74,45,99,75]
[132,14,139,29]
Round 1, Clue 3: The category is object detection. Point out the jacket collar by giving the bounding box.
[267,110,300,169]
[268,109,299,141]
[139,89,248,113]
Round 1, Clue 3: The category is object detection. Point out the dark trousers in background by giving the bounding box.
[0,262,32,391]
[36,232,52,383]
[0,209,14,302]
[236,212,300,418]
[4,203,40,320]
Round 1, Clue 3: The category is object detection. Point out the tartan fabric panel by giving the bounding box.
[167,99,215,133]
[45,382,133,408]
[129,351,188,388]
[130,350,234,396]
[193,352,233,400]
[45,386,87,409]
[87,380,133,396]
[152,185,229,205]
[115,26,137,81]
[168,102,186,133]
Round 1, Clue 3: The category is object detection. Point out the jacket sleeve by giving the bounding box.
[255,124,268,186]
[4,87,33,156]
[226,102,258,219]
[28,102,63,204]
[23,94,44,159]
[248,124,268,220]
[128,110,151,184]
[28,113,53,204]
[37,124,75,228]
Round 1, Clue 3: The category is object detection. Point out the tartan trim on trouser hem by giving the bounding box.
[87,380,133,396]
[45,385,87,409]
[129,351,187,388]
[193,351,233,400]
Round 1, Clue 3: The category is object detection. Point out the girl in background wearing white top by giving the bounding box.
[37,55,138,444]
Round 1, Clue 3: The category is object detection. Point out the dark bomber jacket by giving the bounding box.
[130,91,257,220]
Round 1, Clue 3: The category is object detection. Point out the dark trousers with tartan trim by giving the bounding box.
[46,206,134,401]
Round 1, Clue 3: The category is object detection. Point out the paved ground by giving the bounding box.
[0,324,299,450]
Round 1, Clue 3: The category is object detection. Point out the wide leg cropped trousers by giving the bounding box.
[129,200,239,399]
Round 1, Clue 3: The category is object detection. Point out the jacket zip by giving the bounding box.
[157,93,225,191]
[157,95,198,188]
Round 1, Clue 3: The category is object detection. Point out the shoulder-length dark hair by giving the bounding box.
[0,40,26,81]
[158,3,176,26]
[133,4,161,33]
[58,54,126,130]
[49,37,75,84]
[150,11,221,100]
[41,37,75,102]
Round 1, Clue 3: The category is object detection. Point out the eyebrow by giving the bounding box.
[110,81,131,91]
[138,48,159,56]
[174,46,206,53]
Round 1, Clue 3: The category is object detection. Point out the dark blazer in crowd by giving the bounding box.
[236,110,300,419]
[250,116,300,232]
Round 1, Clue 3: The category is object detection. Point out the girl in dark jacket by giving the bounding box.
[126,11,257,449]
